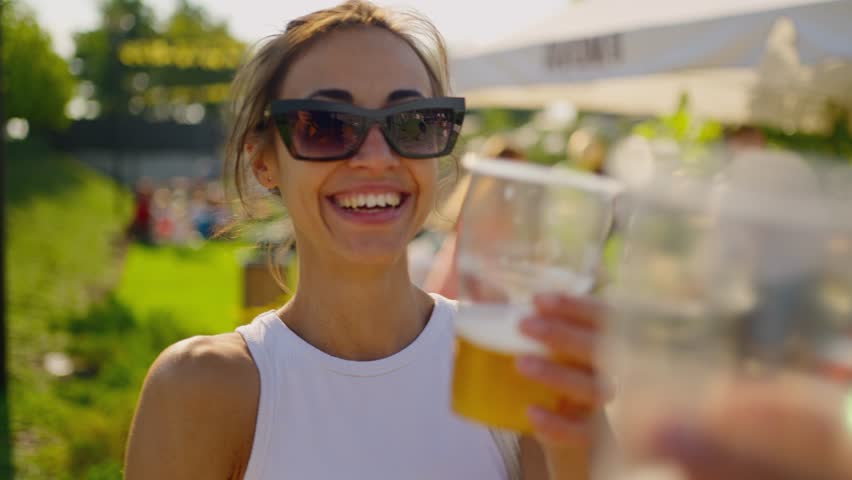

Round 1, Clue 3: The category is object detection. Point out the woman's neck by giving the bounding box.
[276,252,435,361]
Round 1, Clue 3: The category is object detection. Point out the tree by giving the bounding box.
[2,0,76,132]
[72,0,245,119]
[139,0,246,108]
[73,0,158,116]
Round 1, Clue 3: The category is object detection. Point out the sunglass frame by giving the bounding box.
[269,97,466,161]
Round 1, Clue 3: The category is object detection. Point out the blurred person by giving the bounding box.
[205,180,233,236]
[150,185,175,244]
[125,2,609,479]
[169,178,195,244]
[423,136,527,298]
[128,177,154,243]
[190,183,217,239]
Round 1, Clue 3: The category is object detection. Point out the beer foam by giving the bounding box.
[457,255,596,303]
[455,303,549,355]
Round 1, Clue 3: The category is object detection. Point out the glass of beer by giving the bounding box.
[597,151,852,479]
[451,154,622,434]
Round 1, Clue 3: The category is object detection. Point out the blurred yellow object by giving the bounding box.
[567,127,607,173]
[119,39,244,70]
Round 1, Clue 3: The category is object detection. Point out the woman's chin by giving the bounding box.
[336,239,409,269]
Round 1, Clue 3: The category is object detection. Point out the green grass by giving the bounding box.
[5,138,132,479]
[115,243,247,335]
[5,139,252,479]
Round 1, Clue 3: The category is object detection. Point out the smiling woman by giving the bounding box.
[123,2,609,479]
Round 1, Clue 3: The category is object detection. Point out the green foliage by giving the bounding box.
[5,139,132,479]
[163,0,236,43]
[2,0,76,131]
[763,112,852,163]
[73,0,158,115]
[632,94,724,149]
[6,139,246,478]
[634,94,852,164]
[73,0,245,115]
[471,108,535,136]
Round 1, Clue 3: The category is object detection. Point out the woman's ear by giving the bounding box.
[248,142,280,189]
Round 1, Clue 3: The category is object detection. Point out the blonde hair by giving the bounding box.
[222,0,453,287]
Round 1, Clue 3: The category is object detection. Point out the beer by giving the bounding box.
[451,303,586,433]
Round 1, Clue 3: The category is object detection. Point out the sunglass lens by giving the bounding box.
[286,110,363,159]
[387,108,454,157]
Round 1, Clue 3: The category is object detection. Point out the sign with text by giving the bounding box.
[545,34,623,70]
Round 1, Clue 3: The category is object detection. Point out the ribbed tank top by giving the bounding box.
[235,293,514,480]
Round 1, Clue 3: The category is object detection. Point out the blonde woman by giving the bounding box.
[125,2,606,478]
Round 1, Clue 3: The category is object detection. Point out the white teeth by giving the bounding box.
[335,192,402,209]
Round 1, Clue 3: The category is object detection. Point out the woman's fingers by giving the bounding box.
[527,406,592,448]
[519,316,596,366]
[532,293,604,330]
[515,355,604,406]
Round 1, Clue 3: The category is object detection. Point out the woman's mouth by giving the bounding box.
[332,191,403,210]
[326,190,410,224]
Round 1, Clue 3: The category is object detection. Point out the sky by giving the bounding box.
[27,0,568,58]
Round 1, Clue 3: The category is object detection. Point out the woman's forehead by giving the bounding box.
[279,27,433,106]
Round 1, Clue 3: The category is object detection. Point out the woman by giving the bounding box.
[124,2,606,479]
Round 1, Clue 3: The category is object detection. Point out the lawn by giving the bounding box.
[6,139,252,479]
[6,139,132,479]
[115,242,247,336]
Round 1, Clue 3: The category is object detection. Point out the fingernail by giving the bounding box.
[516,356,543,375]
[521,317,548,335]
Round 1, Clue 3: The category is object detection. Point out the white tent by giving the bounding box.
[451,0,852,133]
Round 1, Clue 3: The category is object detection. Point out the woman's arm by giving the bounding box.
[125,333,259,480]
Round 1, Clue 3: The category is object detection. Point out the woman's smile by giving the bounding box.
[325,185,413,226]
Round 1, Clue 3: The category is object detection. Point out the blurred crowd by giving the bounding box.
[127,177,230,245]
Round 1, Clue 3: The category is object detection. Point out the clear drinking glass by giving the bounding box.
[450,154,622,434]
[597,151,852,479]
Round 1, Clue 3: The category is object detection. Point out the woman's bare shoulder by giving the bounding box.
[125,333,259,479]
[143,333,258,405]
[154,333,257,385]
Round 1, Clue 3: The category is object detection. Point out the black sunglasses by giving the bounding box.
[268,97,465,161]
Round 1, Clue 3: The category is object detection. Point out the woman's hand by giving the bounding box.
[515,293,611,479]
[646,377,852,480]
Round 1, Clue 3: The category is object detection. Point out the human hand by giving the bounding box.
[647,376,852,480]
[515,293,611,479]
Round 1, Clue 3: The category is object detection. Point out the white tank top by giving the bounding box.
[236,293,515,480]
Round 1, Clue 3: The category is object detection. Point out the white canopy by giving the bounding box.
[451,0,852,133]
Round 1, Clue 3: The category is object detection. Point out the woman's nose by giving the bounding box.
[349,125,399,170]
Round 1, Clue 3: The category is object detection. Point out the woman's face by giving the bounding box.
[265,26,439,266]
